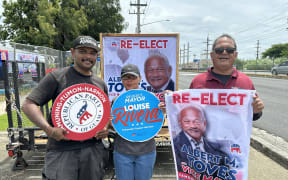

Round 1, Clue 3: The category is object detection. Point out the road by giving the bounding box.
[179,71,288,141]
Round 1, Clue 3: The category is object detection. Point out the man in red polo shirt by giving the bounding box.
[190,34,264,120]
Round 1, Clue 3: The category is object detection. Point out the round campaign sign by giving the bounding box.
[51,83,110,141]
[111,89,164,142]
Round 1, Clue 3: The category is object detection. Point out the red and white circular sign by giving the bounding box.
[51,83,110,141]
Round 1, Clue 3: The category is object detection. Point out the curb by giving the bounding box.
[250,128,288,169]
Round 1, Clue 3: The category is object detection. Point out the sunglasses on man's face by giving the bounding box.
[214,47,236,54]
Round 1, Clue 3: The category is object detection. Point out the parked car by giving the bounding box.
[271,60,288,75]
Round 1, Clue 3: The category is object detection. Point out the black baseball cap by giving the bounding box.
[121,64,140,78]
[73,36,101,52]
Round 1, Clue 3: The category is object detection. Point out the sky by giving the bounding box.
[0,0,287,61]
[120,0,288,61]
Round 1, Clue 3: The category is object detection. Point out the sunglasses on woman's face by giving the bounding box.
[214,47,236,54]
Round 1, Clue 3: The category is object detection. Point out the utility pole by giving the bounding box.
[129,0,147,33]
[256,40,260,71]
[183,44,186,68]
[203,35,211,68]
[179,49,183,67]
[186,42,192,68]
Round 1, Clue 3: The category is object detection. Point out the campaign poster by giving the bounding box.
[0,50,8,80]
[165,89,255,180]
[111,89,164,142]
[17,53,39,79]
[100,33,179,102]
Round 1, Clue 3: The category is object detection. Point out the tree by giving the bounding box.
[262,43,288,59]
[1,0,39,44]
[0,0,126,51]
[80,0,127,41]
[53,0,88,50]
[234,58,244,70]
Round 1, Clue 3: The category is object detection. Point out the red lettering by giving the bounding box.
[113,108,128,126]
[227,93,237,105]
[156,40,162,48]
[120,40,126,48]
[137,110,145,122]
[209,93,218,105]
[203,175,213,180]
[146,108,162,123]
[173,93,181,103]
[218,93,227,105]
[238,93,247,105]
[139,40,145,48]
[182,164,190,173]
[201,93,209,104]
[182,93,190,103]
[151,40,156,48]
[113,108,162,126]
[127,40,132,48]
[130,111,137,122]
[163,40,168,48]
[145,40,150,48]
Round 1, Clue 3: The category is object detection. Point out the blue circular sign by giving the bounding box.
[111,89,164,142]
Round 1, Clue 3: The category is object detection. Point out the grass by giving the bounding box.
[0,101,52,131]
[0,111,35,131]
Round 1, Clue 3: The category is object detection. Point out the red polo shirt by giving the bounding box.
[189,67,255,90]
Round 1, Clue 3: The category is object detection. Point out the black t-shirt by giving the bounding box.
[27,66,109,151]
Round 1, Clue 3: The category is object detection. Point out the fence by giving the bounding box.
[0,41,68,129]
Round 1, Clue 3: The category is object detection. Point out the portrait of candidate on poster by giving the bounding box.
[100,33,179,101]
[165,89,255,180]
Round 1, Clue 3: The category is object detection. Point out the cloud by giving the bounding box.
[202,16,220,23]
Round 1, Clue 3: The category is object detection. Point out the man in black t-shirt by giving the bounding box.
[22,36,109,180]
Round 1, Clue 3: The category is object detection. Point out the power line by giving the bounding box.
[142,0,152,23]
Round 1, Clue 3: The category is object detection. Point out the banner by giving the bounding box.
[111,89,164,142]
[166,89,255,180]
[101,34,179,101]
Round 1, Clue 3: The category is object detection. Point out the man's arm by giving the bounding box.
[22,98,68,141]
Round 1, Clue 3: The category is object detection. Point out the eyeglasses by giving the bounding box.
[121,75,138,80]
[214,47,236,54]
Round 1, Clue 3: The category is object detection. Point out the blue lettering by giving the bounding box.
[217,166,228,179]
[227,169,237,180]
[206,163,219,176]
[108,83,115,92]
[187,155,195,167]
[115,83,124,92]
[225,157,237,168]
[193,160,205,173]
